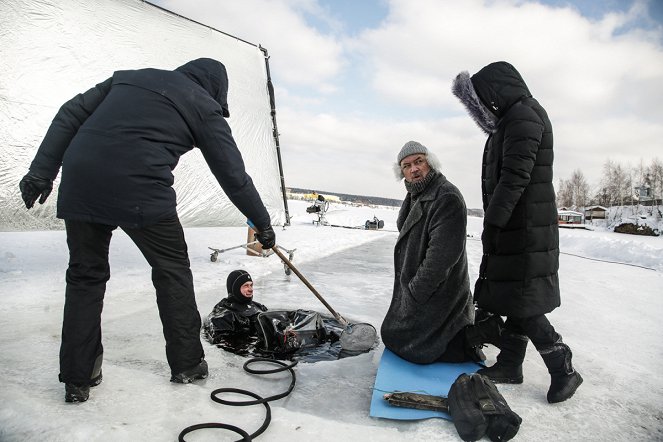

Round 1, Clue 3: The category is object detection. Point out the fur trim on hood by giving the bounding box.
[451,71,497,135]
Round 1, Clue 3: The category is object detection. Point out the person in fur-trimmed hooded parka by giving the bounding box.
[452,61,582,403]
[381,141,503,365]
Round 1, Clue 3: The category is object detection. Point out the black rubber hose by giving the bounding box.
[178,358,298,441]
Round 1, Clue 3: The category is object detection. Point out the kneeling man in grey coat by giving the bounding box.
[381,141,501,364]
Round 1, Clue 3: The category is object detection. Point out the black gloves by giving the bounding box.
[481,223,499,254]
[19,172,53,209]
[255,225,276,249]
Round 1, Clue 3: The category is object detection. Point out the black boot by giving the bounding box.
[171,359,208,384]
[540,340,583,403]
[64,356,103,403]
[478,332,528,384]
[64,371,103,403]
[65,384,90,403]
[465,313,504,348]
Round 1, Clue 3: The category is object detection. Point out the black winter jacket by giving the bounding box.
[29,58,270,229]
[471,62,560,317]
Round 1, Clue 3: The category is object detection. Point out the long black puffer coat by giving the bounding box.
[471,62,560,318]
[28,58,270,230]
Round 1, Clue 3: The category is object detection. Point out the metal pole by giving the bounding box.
[260,45,291,226]
[271,247,346,323]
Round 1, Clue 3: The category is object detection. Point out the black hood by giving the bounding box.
[176,58,230,117]
[470,61,532,119]
[226,269,253,305]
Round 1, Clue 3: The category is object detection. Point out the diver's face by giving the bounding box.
[240,281,253,298]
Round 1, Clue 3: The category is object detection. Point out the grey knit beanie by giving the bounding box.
[393,141,441,180]
[397,141,428,164]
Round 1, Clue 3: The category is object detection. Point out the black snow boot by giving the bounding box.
[540,340,583,403]
[65,384,90,403]
[478,331,528,384]
[465,312,504,348]
[171,359,208,384]
[64,370,103,403]
[64,356,103,403]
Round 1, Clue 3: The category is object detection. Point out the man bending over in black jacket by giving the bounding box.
[19,58,276,403]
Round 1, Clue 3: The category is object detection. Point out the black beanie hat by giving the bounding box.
[226,270,253,304]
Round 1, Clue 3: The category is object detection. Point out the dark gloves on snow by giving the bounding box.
[19,172,53,209]
[255,225,276,249]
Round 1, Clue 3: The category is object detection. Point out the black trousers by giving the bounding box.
[504,315,559,350]
[435,330,470,363]
[435,314,560,363]
[60,217,204,385]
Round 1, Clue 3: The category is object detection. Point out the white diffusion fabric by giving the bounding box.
[0,0,286,230]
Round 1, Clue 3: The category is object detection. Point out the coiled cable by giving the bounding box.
[178,357,298,441]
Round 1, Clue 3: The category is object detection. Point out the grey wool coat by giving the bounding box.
[470,62,561,317]
[381,172,474,364]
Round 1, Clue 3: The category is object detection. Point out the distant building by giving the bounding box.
[303,192,341,203]
[634,185,653,203]
[558,209,583,225]
[584,205,607,220]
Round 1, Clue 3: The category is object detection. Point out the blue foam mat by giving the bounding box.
[370,348,482,420]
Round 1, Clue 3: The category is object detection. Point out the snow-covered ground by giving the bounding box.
[1,199,662,441]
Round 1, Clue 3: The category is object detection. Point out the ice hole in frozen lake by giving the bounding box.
[205,309,377,362]
[204,239,391,362]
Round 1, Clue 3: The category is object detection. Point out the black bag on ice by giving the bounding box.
[256,310,328,352]
[447,373,522,441]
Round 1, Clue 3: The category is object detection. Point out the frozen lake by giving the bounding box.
[1,200,662,440]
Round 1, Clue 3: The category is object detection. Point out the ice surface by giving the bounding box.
[1,200,662,441]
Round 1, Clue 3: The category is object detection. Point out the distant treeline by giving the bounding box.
[288,187,402,207]
[287,187,485,216]
[557,158,662,209]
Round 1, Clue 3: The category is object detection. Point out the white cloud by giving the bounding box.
[318,0,663,204]
[277,107,487,204]
[156,0,663,208]
[159,0,345,93]
[555,117,663,178]
[353,0,663,119]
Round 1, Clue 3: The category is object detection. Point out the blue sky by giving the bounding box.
[316,0,389,34]
[316,0,663,36]
[155,0,663,208]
